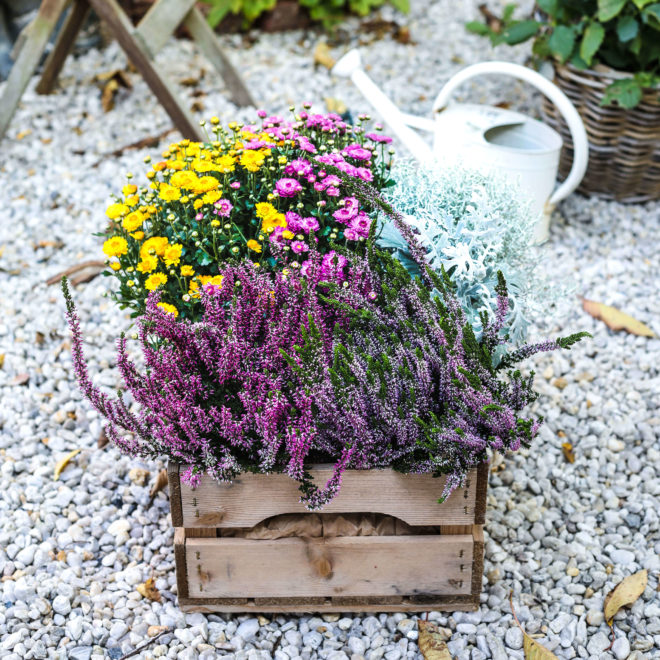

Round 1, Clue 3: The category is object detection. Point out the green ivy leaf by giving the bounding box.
[617,15,639,42]
[632,0,655,8]
[501,20,540,45]
[601,78,643,108]
[537,0,559,15]
[466,21,492,36]
[598,0,627,21]
[548,25,576,62]
[580,22,605,65]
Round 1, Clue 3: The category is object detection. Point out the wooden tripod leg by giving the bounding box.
[0,0,69,139]
[36,0,90,94]
[87,0,203,141]
[184,8,254,108]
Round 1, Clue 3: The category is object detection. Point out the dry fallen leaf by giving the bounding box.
[16,129,32,140]
[0,354,4,370]
[128,467,150,486]
[562,442,575,464]
[54,448,82,480]
[10,373,30,386]
[148,625,169,637]
[582,299,655,337]
[314,42,336,70]
[604,570,648,627]
[510,592,559,660]
[149,468,168,503]
[97,428,109,449]
[137,577,161,602]
[418,620,452,660]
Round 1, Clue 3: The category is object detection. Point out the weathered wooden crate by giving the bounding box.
[168,462,487,613]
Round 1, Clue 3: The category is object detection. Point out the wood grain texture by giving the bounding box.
[184,535,474,599]
[167,463,183,527]
[136,0,196,57]
[173,528,188,599]
[36,0,90,94]
[175,465,481,528]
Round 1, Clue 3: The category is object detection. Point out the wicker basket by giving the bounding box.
[540,63,660,202]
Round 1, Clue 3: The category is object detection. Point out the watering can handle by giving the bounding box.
[432,61,589,207]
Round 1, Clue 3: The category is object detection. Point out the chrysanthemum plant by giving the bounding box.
[100,106,394,319]
[65,157,588,507]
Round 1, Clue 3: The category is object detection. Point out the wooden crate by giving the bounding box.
[168,462,488,613]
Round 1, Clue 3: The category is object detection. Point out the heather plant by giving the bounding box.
[100,107,394,320]
[375,161,554,344]
[64,240,587,506]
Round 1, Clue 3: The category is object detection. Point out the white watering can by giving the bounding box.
[332,50,589,243]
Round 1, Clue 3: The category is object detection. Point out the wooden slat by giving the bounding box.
[86,0,203,140]
[173,527,188,599]
[183,8,254,107]
[178,596,479,613]
[184,535,474,599]
[167,463,183,527]
[136,0,196,58]
[0,0,69,139]
[36,0,90,94]
[177,465,480,528]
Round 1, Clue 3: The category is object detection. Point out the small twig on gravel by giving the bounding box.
[92,127,176,167]
[44,261,105,287]
[116,629,170,659]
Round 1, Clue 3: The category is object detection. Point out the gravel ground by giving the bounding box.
[0,1,659,659]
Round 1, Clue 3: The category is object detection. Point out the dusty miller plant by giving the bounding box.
[375,160,557,345]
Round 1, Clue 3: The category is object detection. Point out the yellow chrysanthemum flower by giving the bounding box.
[125,194,139,207]
[157,302,179,317]
[193,199,203,210]
[240,150,266,173]
[122,184,138,196]
[137,255,158,273]
[145,272,167,291]
[109,261,121,271]
[247,239,262,253]
[282,230,294,240]
[166,159,185,171]
[140,236,169,259]
[163,243,183,267]
[202,190,222,206]
[131,230,145,240]
[159,184,181,202]
[122,211,144,232]
[180,265,194,277]
[192,159,215,173]
[188,280,200,298]
[106,203,129,220]
[261,213,287,233]
[170,170,200,189]
[214,155,235,173]
[102,236,128,258]
[192,176,220,194]
[153,161,167,172]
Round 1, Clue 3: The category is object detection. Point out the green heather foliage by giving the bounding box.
[467,0,660,108]
[203,0,409,28]
[376,161,552,345]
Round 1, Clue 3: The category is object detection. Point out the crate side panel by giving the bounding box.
[184,535,474,599]
[178,466,480,528]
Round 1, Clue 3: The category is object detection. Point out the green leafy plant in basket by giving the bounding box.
[466,0,660,108]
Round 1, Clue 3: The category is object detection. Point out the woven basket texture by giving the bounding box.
[540,63,660,202]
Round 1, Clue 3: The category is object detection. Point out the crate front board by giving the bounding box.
[169,463,487,613]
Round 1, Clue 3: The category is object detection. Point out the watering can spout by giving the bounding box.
[331,49,433,163]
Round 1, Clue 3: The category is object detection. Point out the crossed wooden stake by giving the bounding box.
[0,0,255,141]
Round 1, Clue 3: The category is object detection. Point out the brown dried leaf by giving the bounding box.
[582,299,655,337]
[510,593,559,660]
[101,78,119,113]
[54,449,82,481]
[129,468,150,486]
[137,577,161,602]
[149,468,168,503]
[314,42,335,70]
[148,625,169,637]
[16,129,32,140]
[10,373,29,386]
[604,570,647,626]
[562,442,575,464]
[418,621,452,660]
[0,354,5,369]
[97,428,109,449]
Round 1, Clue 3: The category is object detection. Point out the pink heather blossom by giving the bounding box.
[301,216,320,233]
[291,240,309,254]
[343,143,372,161]
[275,178,303,197]
[285,211,303,232]
[321,250,348,281]
[215,199,233,217]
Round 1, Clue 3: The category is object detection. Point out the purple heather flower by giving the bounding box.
[300,216,320,233]
[291,240,309,254]
[275,178,303,197]
[215,199,233,217]
[343,143,372,161]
